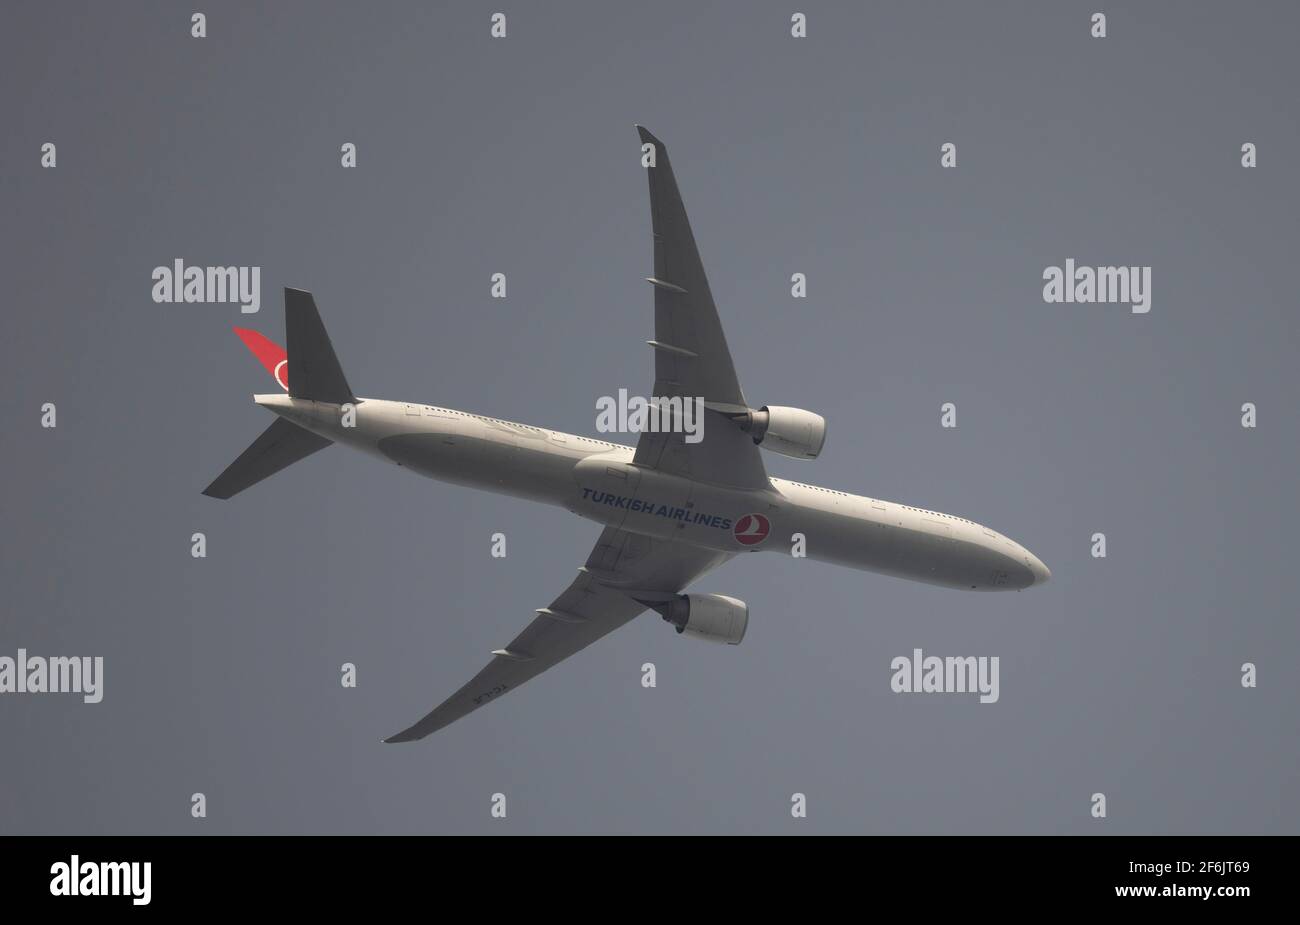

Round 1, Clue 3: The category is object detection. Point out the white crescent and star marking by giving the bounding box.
[733,513,770,546]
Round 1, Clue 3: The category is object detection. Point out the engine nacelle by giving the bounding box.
[740,406,827,460]
[654,593,749,645]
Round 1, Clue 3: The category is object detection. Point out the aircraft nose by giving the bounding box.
[1028,554,1051,586]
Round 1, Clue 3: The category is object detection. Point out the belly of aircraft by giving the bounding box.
[370,423,1029,591]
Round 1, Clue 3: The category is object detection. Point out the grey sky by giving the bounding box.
[1,1,1296,834]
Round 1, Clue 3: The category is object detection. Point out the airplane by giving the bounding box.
[202,126,1050,742]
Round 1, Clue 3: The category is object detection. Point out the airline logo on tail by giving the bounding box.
[733,514,770,546]
[202,291,343,501]
[233,327,288,390]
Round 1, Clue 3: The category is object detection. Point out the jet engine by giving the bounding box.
[645,593,749,645]
[735,405,827,460]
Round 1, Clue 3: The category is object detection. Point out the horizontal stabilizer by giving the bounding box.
[202,417,332,500]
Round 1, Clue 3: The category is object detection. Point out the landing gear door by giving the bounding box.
[601,464,641,528]
[588,524,654,575]
[573,457,642,528]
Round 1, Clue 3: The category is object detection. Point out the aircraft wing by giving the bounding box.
[632,126,770,490]
[384,526,731,741]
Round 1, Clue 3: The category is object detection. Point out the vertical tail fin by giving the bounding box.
[203,288,351,500]
[233,327,289,390]
[285,288,354,404]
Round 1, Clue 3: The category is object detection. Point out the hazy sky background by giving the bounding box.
[2,1,1297,834]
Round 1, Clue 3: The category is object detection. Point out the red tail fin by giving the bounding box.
[233,327,289,391]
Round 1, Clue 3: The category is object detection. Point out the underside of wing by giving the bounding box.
[633,126,769,490]
[384,528,731,742]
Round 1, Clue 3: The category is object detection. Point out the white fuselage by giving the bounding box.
[258,394,1050,591]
